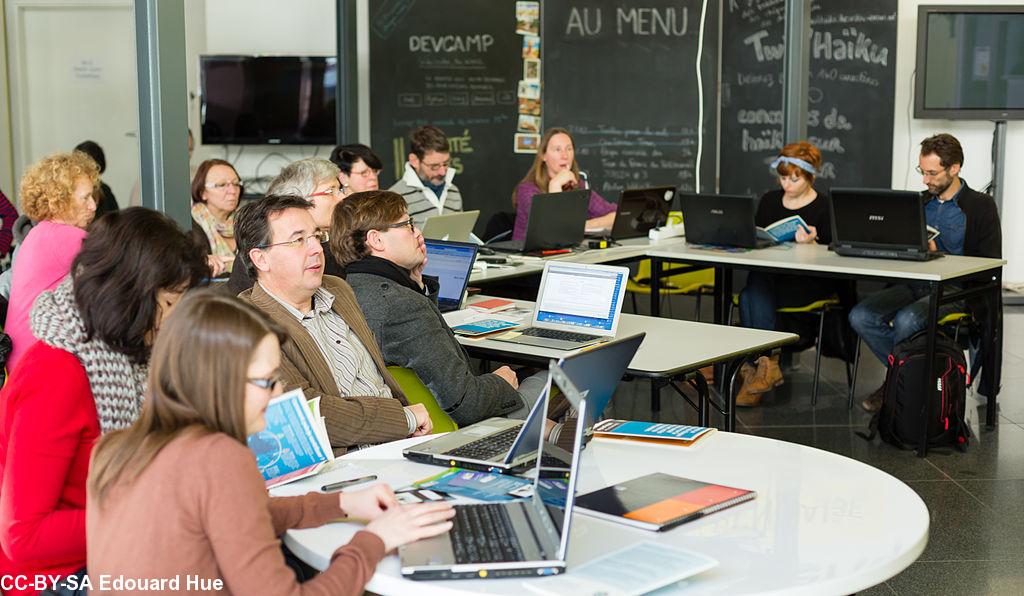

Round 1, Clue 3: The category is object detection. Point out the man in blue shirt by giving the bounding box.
[850,133,1001,412]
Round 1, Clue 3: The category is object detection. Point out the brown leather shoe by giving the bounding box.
[761,354,784,388]
[861,383,885,413]
[735,362,771,407]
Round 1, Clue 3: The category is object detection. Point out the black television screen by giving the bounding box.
[200,55,337,145]
[915,5,1024,120]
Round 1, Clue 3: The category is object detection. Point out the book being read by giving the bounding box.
[575,472,756,531]
[756,214,811,243]
[247,388,334,489]
[593,419,715,447]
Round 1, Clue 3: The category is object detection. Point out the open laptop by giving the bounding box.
[402,333,645,475]
[830,188,941,261]
[422,239,478,313]
[607,186,676,240]
[679,192,774,249]
[493,261,629,350]
[489,189,589,253]
[399,359,590,581]
[421,210,480,242]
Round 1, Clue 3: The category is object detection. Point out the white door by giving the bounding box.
[5,0,139,206]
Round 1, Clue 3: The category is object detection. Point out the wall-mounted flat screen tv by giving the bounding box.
[915,5,1024,120]
[200,55,337,145]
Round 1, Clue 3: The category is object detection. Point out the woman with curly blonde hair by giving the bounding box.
[6,151,99,372]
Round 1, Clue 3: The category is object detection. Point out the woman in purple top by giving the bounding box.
[511,128,616,241]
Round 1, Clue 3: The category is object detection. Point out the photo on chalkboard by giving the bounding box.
[517,114,541,133]
[518,80,540,100]
[522,34,540,60]
[518,97,541,116]
[516,1,539,36]
[514,133,540,154]
[523,58,540,82]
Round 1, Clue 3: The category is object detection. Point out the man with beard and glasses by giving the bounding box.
[849,133,1001,412]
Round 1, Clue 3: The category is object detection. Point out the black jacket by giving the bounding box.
[923,180,1001,259]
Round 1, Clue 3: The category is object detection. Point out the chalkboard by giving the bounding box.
[542,1,719,199]
[369,0,531,234]
[719,0,898,196]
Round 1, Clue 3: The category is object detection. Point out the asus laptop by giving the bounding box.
[679,192,774,249]
[402,333,645,475]
[492,261,629,350]
[422,239,478,313]
[607,186,676,240]
[421,210,480,242]
[399,359,590,581]
[829,188,941,261]
[489,190,589,253]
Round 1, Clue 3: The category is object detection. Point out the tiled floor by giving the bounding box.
[603,304,1024,595]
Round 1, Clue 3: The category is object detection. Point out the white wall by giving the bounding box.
[892,0,1021,281]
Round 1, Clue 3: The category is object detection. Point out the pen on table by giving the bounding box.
[321,475,378,493]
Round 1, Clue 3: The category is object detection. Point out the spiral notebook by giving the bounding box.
[575,472,755,531]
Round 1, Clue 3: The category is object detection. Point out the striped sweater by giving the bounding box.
[388,162,463,228]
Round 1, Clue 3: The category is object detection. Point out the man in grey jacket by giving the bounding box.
[330,189,552,429]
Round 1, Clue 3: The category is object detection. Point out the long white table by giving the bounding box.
[274,434,929,595]
[453,297,798,429]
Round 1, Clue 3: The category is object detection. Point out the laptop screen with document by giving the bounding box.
[423,240,478,312]
[534,263,626,332]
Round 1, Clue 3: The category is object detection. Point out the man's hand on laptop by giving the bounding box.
[406,403,434,436]
[493,366,519,389]
[928,239,938,252]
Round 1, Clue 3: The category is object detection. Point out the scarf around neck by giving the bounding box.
[191,202,236,267]
[344,255,438,297]
[30,277,148,433]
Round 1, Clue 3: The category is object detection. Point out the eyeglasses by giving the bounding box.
[349,168,379,179]
[381,218,416,233]
[247,375,283,391]
[307,187,343,199]
[205,180,243,190]
[257,229,327,250]
[915,166,949,178]
[421,160,450,172]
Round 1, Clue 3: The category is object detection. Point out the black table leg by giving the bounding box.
[650,257,662,317]
[918,282,940,458]
[985,269,1002,428]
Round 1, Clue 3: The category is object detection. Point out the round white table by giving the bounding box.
[270,432,928,595]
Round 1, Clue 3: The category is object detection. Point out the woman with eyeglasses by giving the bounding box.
[191,159,243,277]
[329,143,383,199]
[87,291,454,595]
[4,151,99,372]
[735,140,838,407]
[0,208,208,595]
[511,127,616,241]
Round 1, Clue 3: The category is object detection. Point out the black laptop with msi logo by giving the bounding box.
[829,188,941,261]
[679,192,774,249]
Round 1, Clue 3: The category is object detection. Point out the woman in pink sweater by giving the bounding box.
[6,152,98,371]
[88,291,454,595]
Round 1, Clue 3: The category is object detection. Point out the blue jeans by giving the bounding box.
[739,272,778,331]
[848,285,962,365]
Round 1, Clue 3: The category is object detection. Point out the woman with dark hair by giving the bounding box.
[511,127,616,241]
[0,208,208,595]
[329,143,383,199]
[191,158,242,276]
[735,140,835,406]
[88,291,454,595]
[73,140,119,218]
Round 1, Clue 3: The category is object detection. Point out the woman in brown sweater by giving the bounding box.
[86,291,453,595]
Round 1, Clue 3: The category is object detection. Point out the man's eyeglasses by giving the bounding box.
[381,218,416,233]
[307,186,343,199]
[915,166,949,178]
[421,160,450,172]
[205,180,243,190]
[248,375,283,391]
[257,229,327,250]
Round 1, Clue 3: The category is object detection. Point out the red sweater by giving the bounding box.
[0,343,99,596]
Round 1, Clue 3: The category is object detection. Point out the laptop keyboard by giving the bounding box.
[450,504,525,563]
[444,425,524,460]
[521,327,599,343]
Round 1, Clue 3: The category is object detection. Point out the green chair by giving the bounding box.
[387,366,458,434]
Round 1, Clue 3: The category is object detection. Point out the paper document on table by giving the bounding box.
[522,541,718,596]
[443,306,533,327]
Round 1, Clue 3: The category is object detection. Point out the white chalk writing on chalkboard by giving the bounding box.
[565,7,690,37]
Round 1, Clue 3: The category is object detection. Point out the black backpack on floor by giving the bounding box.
[861,330,970,452]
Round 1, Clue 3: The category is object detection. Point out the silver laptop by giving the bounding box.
[421,210,480,242]
[494,261,629,350]
[402,333,645,475]
[399,360,589,581]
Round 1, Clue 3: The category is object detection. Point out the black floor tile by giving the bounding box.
[923,423,1024,481]
[886,560,1024,596]
[957,479,1024,521]
[857,581,897,595]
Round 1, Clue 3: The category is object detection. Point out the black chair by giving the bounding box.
[482,211,515,244]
